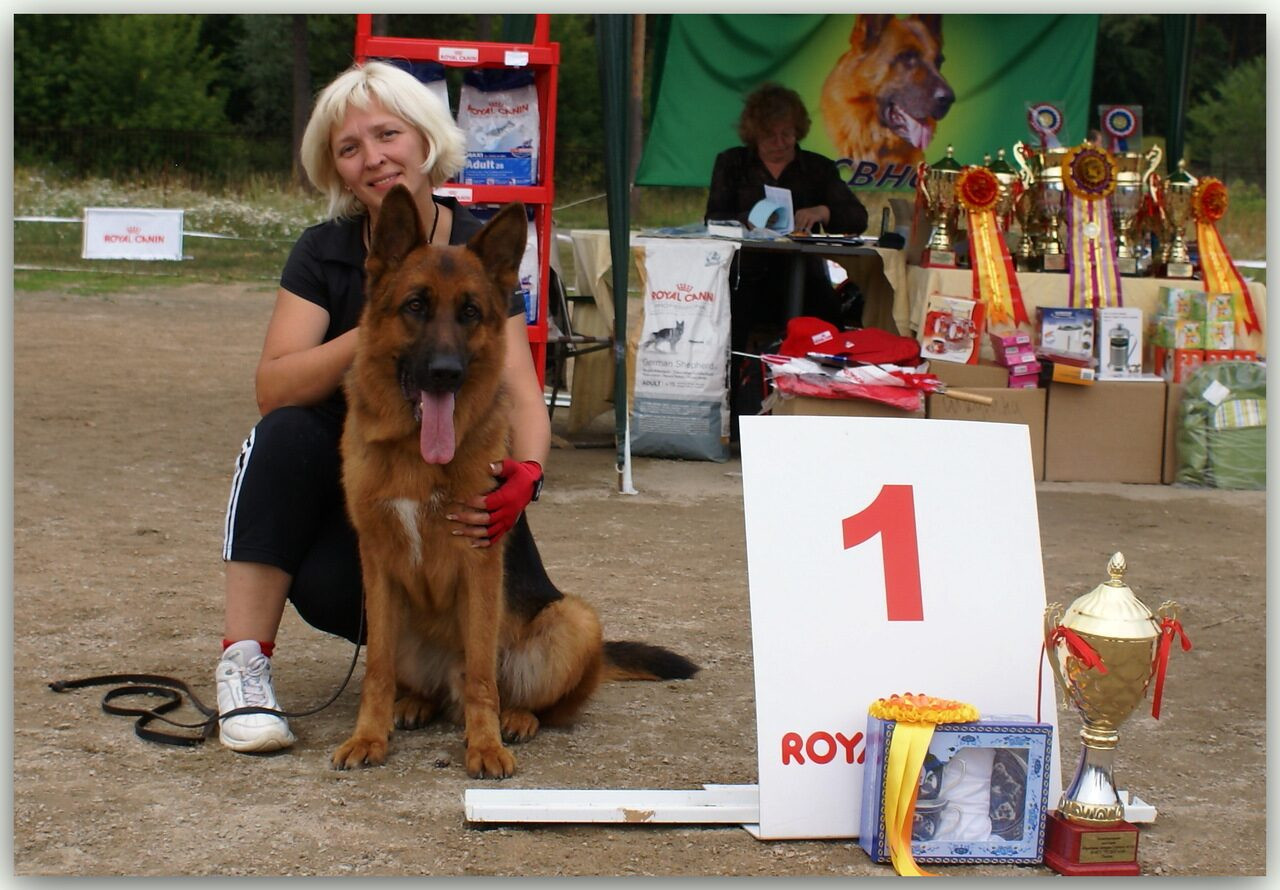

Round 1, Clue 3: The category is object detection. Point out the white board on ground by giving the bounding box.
[739,415,1062,839]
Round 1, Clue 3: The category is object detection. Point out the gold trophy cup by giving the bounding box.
[1011,142,1041,271]
[1160,158,1197,278]
[986,148,1021,235]
[1043,552,1181,876]
[1034,146,1072,271]
[917,144,963,267]
[1110,144,1163,276]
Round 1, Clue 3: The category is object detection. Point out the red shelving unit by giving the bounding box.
[354,14,560,385]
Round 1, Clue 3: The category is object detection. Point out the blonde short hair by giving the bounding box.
[301,60,466,219]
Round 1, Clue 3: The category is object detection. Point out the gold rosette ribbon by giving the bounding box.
[956,166,1028,327]
[1061,143,1124,309]
[1192,177,1260,334]
[868,693,980,877]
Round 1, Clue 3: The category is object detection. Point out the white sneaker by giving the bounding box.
[215,641,296,753]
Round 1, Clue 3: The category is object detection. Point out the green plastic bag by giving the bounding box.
[1175,360,1266,489]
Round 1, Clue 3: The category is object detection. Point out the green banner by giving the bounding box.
[637,13,1098,189]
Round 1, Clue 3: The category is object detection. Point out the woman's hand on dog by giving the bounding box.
[447,459,543,547]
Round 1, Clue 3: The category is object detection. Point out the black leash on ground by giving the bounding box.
[48,616,365,748]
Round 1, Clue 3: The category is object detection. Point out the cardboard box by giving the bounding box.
[1096,307,1144,379]
[1162,382,1186,484]
[859,716,1054,865]
[1044,378,1167,483]
[927,387,1046,480]
[928,359,1009,389]
[769,394,924,418]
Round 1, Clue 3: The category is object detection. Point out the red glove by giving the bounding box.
[482,459,543,542]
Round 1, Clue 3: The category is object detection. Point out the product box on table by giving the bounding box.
[859,715,1054,865]
[1035,307,1095,364]
[919,293,986,365]
[1154,346,1205,383]
[1199,292,1235,325]
[1154,317,1204,350]
[1096,307,1144,379]
[1204,320,1235,351]
[1007,372,1041,390]
[1156,285,1197,319]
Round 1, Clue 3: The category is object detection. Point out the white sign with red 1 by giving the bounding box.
[739,415,1063,840]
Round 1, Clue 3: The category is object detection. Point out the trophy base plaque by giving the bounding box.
[1042,253,1067,273]
[1042,812,1140,876]
[1015,255,1041,273]
[1116,256,1138,276]
[1164,261,1194,279]
[921,248,957,268]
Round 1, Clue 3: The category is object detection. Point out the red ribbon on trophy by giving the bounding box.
[1062,143,1124,309]
[955,165,1028,326]
[1151,616,1192,720]
[1192,177,1260,334]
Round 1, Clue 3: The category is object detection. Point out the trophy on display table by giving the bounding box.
[916,145,963,268]
[1013,142,1071,271]
[1110,145,1163,276]
[1160,159,1198,279]
[985,148,1021,238]
[1043,552,1190,876]
[1011,144,1041,271]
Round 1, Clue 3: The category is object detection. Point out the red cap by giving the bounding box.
[778,316,922,366]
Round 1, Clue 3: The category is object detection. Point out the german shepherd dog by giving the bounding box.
[333,186,696,777]
[820,14,955,169]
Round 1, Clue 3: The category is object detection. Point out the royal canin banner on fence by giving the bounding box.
[636,14,1098,190]
[82,208,185,261]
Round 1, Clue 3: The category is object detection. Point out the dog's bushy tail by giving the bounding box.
[603,640,700,682]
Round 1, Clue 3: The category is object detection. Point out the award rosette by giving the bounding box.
[1061,143,1124,309]
[866,693,980,877]
[1027,102,1064,149]
[956,165,1028,326]
[1191,177,1260,334]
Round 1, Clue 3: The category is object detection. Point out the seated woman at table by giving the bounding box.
[706,83,868,345]
[706,83,868,430]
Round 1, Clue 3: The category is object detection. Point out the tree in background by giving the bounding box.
[1186,56,1266,185]
[64,15,227,130]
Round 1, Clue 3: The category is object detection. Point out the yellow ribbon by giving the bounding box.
[869,694,980,877]
[1196,220,1260,335]
[968,209,1022,326]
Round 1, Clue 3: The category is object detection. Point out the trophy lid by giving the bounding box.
[987,148,1017,175]
[1060,552,1159,640]
[1167,157,1198,187]
[930,144,963,172]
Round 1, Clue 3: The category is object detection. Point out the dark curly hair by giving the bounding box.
[737,83,811,146]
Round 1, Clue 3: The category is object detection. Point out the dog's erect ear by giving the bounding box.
[466,202,527,296]
[853,13,892,50]
[916,14,943,43]
[368,185,426,275]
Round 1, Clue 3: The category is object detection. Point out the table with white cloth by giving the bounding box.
[904,265,1268,358]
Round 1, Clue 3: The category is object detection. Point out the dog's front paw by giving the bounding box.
[394,693,437,730]
[465,741,516,779]
[330,734,388,770]
[501,707,540,743]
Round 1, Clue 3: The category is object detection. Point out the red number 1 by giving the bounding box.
[842,484,924,621]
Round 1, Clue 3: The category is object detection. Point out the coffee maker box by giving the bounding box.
[1035,307,1095,365]
[1096,307,1144,379]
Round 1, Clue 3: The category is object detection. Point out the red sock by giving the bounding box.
[222,639,275,658]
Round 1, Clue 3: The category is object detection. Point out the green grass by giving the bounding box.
[13,165,1266,294]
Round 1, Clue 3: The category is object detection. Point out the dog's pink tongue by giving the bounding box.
[419,392,456,464]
